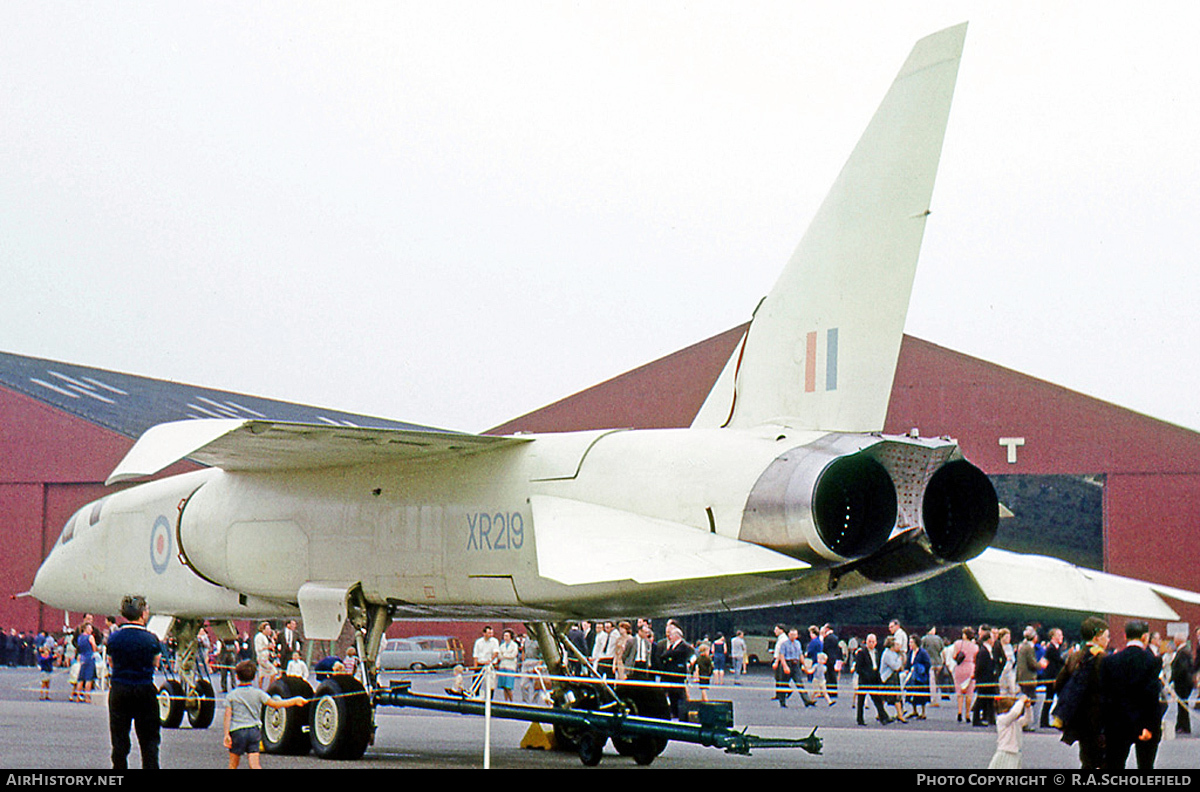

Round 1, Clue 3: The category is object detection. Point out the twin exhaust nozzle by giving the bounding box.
[742,439,998,567]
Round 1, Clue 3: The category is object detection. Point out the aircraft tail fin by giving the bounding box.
[693,23,966,431]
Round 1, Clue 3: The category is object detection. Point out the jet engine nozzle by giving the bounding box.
[921,459,998,562]
[741,438,898,564]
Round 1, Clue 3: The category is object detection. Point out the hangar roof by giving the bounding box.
[0,350,446,441]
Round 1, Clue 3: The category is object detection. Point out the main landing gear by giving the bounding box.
[156,618,215,730]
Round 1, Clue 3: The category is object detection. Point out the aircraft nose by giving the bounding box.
[30,547,71,610]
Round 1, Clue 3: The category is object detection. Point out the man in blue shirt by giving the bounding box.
[106,595,162,770]
[785,628,815,707]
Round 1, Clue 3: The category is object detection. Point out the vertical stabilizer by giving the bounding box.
[693,23,966,431]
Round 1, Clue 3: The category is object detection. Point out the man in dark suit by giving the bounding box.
[566,623,585,674]
[854,633,891,725]
[276,619,302,659]
[657,624,693,720]
[580,621,596,658]
[1040,628,1067,728]
[627,621,661,682]
[1101,620,1163,770]
[1055,617,1110,770]
[1170,639,1193,734]
[821,624,842,702]
[972,627,999,727]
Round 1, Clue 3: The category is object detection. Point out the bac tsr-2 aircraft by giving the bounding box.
[28,23,1200,763]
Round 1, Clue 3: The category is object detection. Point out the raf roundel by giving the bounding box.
[150,515,172,574]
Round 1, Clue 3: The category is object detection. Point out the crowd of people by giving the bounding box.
[9,607,1199,770]
[530,615,1198,770]
[2,615,121,704]
[461,619,755,720]
[841,617,1199,770]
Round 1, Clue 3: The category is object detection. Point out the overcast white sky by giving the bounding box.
[3,3,1199,434]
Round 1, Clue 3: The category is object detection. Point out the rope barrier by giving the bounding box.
[24,664,1070,704]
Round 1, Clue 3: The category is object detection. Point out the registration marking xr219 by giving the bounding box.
[466,512,524,551]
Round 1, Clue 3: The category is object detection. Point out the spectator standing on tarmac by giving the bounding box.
[659,623,694,720]
[1016,626,1042,729]
[518,632,547,703]
[1170,637,1193,734]
[730,630,747,683]
[952,626,979,723]
[693,641,714,702]
[784,628,814,707]
[905,635,932,720]
[37,640,54,700]
[253,622,276,690]
[73,623,98,704]
[1100,619,1162,771]
[106,595,162,771]
[880,635,907,723]
[711,633,727,687]
[854,633,891,725]
[1053,616,1110,770]
[217,636,238,693]
[611,622,632,682]
[472,625,500,694]
[496,629,520,702]
[772,625,792,707]
[1039,628,1067,728]
[921,626,945,706]
[821,624,843,702]
[972,627,1000,727]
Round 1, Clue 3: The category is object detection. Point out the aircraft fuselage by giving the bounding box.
[32,425,996,623]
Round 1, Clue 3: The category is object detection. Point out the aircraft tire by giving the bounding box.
[309,675,371,760]
[262,676,313,755]
[158,680,184,729]
[185,678,215,729]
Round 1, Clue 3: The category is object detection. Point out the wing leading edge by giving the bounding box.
[106,419,530,485]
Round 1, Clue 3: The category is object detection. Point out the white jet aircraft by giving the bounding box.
[29,23,1200,762]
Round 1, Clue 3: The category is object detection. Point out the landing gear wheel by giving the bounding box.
[577,730,606,766]
[158,680,184,728]
[263,676,314,755]
[309,675,372,760]
[185,678,215,729]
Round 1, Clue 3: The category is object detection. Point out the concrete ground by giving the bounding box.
[1,665,1195,771]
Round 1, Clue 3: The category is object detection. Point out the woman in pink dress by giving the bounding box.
[952,626,978,723]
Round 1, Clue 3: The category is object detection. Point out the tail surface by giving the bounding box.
[693,23,967,432]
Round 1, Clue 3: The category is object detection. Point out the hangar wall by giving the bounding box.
[0,386,135,630]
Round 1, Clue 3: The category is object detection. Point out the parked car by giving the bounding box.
[741,634,775,665]
[377,635,463,671]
